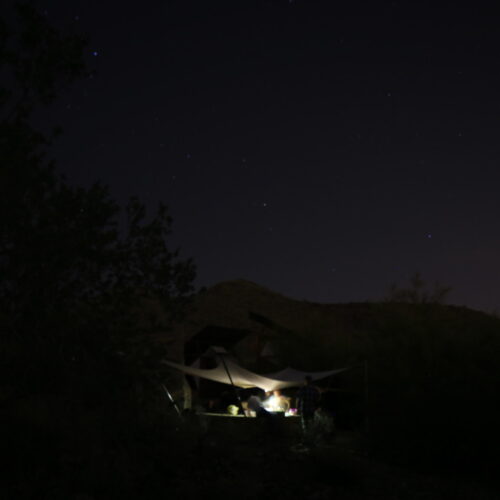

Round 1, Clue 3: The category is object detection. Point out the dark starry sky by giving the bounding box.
[31,1,500,312]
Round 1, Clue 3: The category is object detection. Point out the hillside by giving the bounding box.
[166,279,500,476]
[170,278,500,368]
[171,279,373,366]
[4,279,500,497]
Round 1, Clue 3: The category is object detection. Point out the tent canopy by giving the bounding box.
[162,350,348,392]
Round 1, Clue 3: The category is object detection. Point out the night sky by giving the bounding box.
[30,1,500,312]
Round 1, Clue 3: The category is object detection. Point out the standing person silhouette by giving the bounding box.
[296,375,320,434]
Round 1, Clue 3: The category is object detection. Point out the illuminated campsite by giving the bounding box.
[3,2,500,498]
[163,345,349,416]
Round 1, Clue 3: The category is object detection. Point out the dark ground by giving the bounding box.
[3,401,498,499]
[173,413,499,500]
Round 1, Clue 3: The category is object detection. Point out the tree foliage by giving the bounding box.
[0,9,199,496]
[386,272,452,304]
[0,4,196,400]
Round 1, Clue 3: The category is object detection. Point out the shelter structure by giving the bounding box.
[163,346,348,393]
[185,324,279,369]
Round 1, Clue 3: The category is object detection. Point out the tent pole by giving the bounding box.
[363,360,370,435]
[161,383,182,419]
[218,354,247,417]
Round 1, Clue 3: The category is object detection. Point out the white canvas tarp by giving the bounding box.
[162,357,348,392]
[265,366,347,384]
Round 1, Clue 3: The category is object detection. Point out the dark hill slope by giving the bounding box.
[172,279,500,369]
[169,280,500,474]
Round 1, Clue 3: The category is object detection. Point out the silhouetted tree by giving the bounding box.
[0,4,196,400]
[386,272,451,304]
